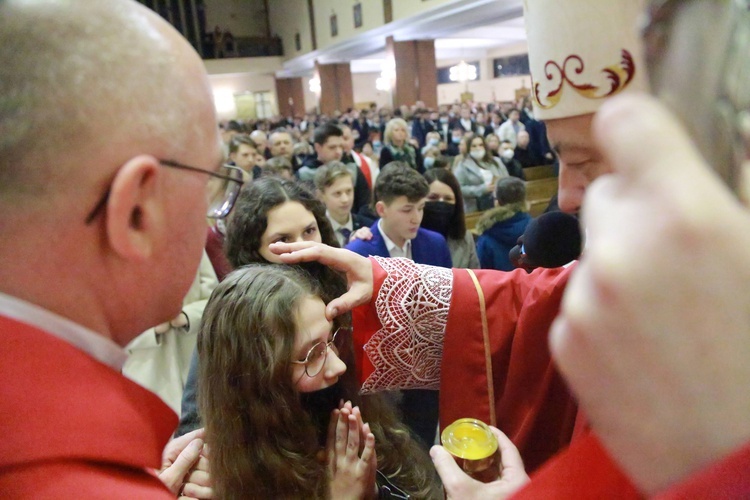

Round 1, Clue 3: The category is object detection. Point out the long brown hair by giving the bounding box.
[223,176,346,310]
[424,168,467,240]
[198,265,441,499]
[225,177,339,268]
[462,134,494,164]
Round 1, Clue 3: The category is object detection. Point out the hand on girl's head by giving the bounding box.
[269,241,376,319]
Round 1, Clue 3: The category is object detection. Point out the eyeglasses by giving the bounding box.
[84,159,245,224]
[291,327,349,378]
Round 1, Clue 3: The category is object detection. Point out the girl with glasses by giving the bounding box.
[180,178,440,498]
[178,177,343,435]
[198,265,439,499]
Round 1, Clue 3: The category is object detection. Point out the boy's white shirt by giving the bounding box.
[378,219,413,259]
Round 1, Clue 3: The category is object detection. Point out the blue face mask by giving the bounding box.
[423,156,436,169]
[373,140,382,148]
[452,136,461,144]
[428,138,440,146]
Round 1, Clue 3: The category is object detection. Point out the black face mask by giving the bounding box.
[299,381,345,446]
[421,201,455,238]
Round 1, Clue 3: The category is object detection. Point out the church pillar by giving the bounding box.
[386,37,438,109]
[274,77,305,118]
[316,62,354,115]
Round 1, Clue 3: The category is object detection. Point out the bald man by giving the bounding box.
[249,129,270,158]
[0,1,235,497]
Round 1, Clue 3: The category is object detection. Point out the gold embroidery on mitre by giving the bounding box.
[532,49,636,109]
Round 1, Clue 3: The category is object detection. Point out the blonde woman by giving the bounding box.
[378,118,424,172]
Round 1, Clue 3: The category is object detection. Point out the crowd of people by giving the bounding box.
[215,115,543,273]
[3,0,750,499]
[219,95,555,199]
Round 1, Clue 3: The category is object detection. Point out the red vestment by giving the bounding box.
[0,315,178,498]
[515,432,750,498]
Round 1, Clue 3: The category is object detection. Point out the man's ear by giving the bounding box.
[375,201,386,218]
[105,155,165,261]
[313,142,322,158]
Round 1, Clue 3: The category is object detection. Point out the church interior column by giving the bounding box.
[386,36,438,109]
[316,61,354,115]
[274,77,305,118]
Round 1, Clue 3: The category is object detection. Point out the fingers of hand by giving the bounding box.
[185,469,211,488]
[359,432,377,470]
[326,408,340,469]
[335,408,351,459]
[327,278,374,316]
[430,445,472,490]
[346,413,361,460]
[154,322,170,334]
[159,438,204,493]
[594,94,699,184]
[489,426,525,473]
[179,480,214,500]
[164,429,206,465]
[269,240,320,257]
[273,242,363,277]
[166,437,203,469]
[357,416,369,454]
[191,455,210,475]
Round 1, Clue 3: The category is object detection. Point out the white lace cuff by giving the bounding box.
[360,257,453,393]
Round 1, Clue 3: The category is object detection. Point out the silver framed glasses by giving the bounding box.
[204,163,245,219]
[85,160,244,224]
[291,326,349,378]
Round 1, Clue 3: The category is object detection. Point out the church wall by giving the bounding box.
[204,0,268,37]
[268,0,314,60]
[312,0,386,52]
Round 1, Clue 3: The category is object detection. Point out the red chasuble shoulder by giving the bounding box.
[0,315,177,498]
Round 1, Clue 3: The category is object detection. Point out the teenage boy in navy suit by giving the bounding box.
[346,162,452,267]
[314,161,372,247]
[346,161,451,449]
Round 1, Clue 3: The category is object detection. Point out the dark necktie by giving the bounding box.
[339,227,352,243]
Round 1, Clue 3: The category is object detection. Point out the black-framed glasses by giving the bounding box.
[84,159,245,224]
[291,327,349,378]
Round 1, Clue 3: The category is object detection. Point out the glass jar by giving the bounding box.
[440,418,501,483]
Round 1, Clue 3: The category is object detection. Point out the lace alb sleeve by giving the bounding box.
[360,257,453,393]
